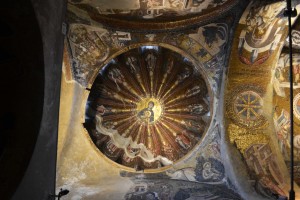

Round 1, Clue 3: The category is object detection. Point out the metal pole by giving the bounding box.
[285,0,296,199]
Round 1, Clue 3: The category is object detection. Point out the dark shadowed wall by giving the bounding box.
[5,0,66,199]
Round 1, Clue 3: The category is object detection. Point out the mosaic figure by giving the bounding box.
[238,1,286,65]
[244,143,286,196]
[274,109,290,158]
[137,101,155,123]
[67,24,109,85]
[86,46,210,170]
[175,132,191,150]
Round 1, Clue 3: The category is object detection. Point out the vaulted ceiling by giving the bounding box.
[56,0,300,199]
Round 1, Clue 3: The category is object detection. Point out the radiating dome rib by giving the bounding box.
[102,112,135,123]
[165,91,206,107]
[162,116,203,138]
[131,122,143,143]
[138,124,147,145]
[160,117,187,136]
[114,117,137,135]
[152,51,164,97]
[164,112,202,121]
[120,122,138,138]
[96,98,135,109]
[149,125,161,156]
[117,62,145,97]
[162,77,196,103]
[156,122,182,152]
[86,46,211,170]
[99,76,138,102]
[157,59,181,98]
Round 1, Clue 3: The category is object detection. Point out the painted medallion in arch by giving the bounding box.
[234,91,263,121]
[227,85,266,128]
[85,46,212,170]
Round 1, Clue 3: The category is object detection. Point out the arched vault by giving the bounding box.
[225,0,300,197]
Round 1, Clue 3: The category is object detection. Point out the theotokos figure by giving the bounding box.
[137,101,155,123]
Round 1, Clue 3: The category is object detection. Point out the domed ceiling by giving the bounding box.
[56,0,300,199]
[85,46,211,170]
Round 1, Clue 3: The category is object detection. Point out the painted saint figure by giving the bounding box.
[294,63,300,84]
[202,161,222,180]
[137,101,155,123]
[175,132,191,150]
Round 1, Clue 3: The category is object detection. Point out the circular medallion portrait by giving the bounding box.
[85,46,212,170]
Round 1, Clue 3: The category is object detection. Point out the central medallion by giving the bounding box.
[136,98,162,124]
[85,46,211,170]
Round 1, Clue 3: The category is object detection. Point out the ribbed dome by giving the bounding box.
[85,46,211,170]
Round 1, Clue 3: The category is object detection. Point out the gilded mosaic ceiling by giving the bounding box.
[69,0,237,18]
[85,46,211,170]
[273,51,300,183]
[57,0,300,199]
[238,1,286,65]
[224,0,300,196]
[67,0,238,29]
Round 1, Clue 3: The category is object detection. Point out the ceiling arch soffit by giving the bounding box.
[225,0,300,197]
[67,0,239,30]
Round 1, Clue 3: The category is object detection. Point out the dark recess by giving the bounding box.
[0,0,44,199]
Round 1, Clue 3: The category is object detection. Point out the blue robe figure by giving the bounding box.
[137,101,155,123]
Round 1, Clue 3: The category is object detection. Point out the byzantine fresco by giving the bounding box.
[66,24,110,85]
[238,1,286,65]
[226,84,267,128]
[65,17,233,93]
[85,46,211,170]
[58,4,244,198]
[121,176,241,200]
[223,0,300,199]
[272,19,300,185]
[67,0,238,20]
[57,0,300,199]
[165,124,226,184]
[244,143,286,197]
[273,52,300,185]
[117,124,242,200]
[225,83,288,197]
[284,16,300,50]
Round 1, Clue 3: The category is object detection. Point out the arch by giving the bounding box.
[224,0,300,198]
